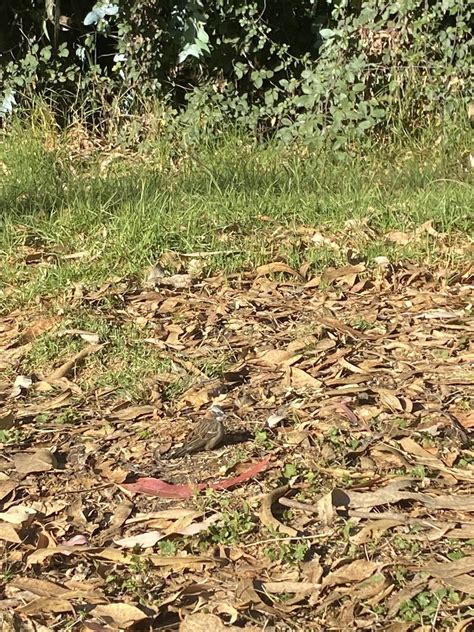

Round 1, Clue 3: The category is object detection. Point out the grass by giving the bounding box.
[1,112,472,312]
[21,316,173,401]
[0,109,472,402]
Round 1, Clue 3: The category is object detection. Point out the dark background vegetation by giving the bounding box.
[1,0,472,146]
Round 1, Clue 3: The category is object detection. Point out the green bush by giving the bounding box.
[1,1,472,146]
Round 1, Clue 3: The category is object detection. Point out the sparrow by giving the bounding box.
[168,406,226,458]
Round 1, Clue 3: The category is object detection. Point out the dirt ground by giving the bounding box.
[1,258,474,630]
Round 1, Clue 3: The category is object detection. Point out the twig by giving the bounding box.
[278,497,319,514]
[242,533,333,548]
[55,483,114,494]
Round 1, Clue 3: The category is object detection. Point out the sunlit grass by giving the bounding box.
[1,110,472,314]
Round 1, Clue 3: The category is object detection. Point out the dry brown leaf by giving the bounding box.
[0,410,14,430]
[454,410,474,430]
[19,316,60,343]
[258,348,302,367]
[317,315,368,340]
[334,480,415,510]
[263,581,319,594]
[27,545,220,570]
[126,509,203,525]
[350,519,402,545]
[323,559,379,587]
[14,449,57,474]
[109,404,156,421]
[235,577,275,613]
[155,273,193,289]
[385,230,411,245]
[398,436,442,462]
[436,574,474,595]
[172,512,223,537]
[373,387,404,412]
[316,490,337,526]
[16,389,73,419]
[322,263,366,284]
[45,343,104,381]
[415,220,441,238]
[256,262,303,278]
[0,522,22,543]
[10,577,69,597]
[114,530,163,549]
[180,613,259,632]
[17,598,73,616]
[259,485,298,537]
[446,526,474,539]
[90,603,149,628]
[286,367,322,390]
[179,381,219,407]
[423,556,474,580]
[0,480,17,502]
[0,504,37,527]
[423,557,474,595]
[96,549,221,570]
[57,329,100,344]
[349,573,390,601]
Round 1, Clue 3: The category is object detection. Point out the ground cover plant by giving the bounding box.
[0,106,473,630]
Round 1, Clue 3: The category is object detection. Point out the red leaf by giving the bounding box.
[121,457,270,498]
[121,478,198,498]
[209,457,270,491]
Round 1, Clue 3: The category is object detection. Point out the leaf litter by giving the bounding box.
[0,255,473,630]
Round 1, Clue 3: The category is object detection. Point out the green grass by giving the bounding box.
[1,113,473,313]
[1,111,471,399]
[21,315,173,401]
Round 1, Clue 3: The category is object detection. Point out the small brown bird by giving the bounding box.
[169,406,226,458]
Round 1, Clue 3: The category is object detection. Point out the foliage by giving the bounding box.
[0,1,472,144]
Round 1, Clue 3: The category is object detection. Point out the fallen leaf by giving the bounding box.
[256,262,302,278]
[0,522,22,543]
[0,410,14,430]
[45,344,104,381]
[454,411,474,430]
[180,612,260,632]
[14,449,57,474]
[423,556,474,580]
[323,559,379,587]
[89,603,149,628]
[259,485,298,537]
[258,348,302,367]
[16,390,73,419]
[316,490,337,526]
[155,273,193,289]
[263,581,319,594]
[10,577,69,597]
[385,230,411,245]
[12,374,33,394]
[0,480,17,502]
[0,504,37,525]
[286,367,322,390]
[423,557,474,595]
[57,329,100,344]
[19,316,60,343]
[121,457,270,497]
[108,404,157,422]
[26,545,220,570]
[17,598,73,616]
[322,263,366,285]
[114,530,163,549]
